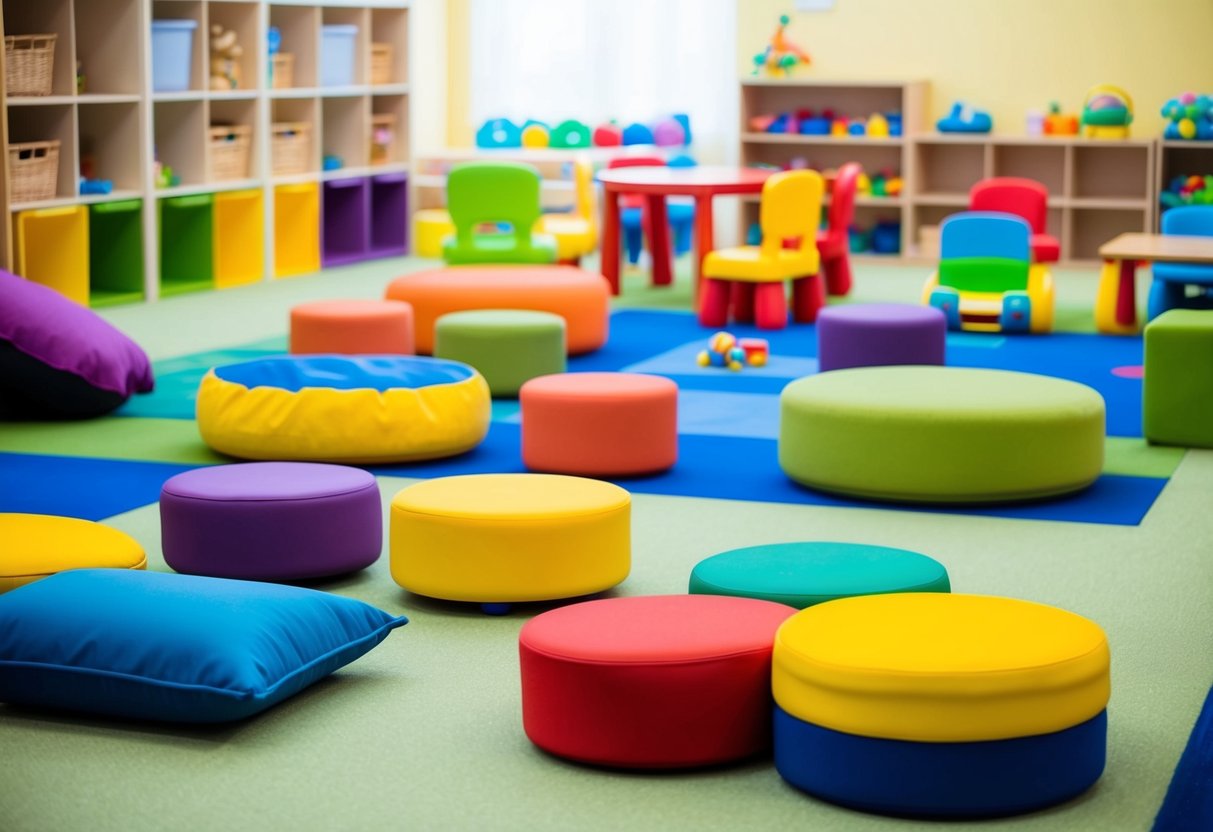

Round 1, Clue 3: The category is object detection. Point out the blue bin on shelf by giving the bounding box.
[151,20,198,92]
[321,25,358,86]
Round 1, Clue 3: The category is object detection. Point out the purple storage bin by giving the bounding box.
[322,177,370,266]
[370,173,408,257]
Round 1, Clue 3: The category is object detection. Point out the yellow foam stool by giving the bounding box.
[414,208,455,259]
[0,513,147,593]
[390,474,630,613]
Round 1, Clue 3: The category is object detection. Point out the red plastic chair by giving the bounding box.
[817,162,861,296]
[969,177,1060,263]
[605,156,667,277]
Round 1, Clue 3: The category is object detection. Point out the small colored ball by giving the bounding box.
[1179,119,1197,140]
[780,14,790,25]
[521,124,550,149]
[697,350,711,368]
[709,332,737,353]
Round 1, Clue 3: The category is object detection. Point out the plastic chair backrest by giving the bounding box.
[1161,205,1213,237]
[939,212,1031,292]
[969,177,1049,234]
[571,155,596,232]
[607,156,665,209]
[447,161,543,248]
[759,170,824,258]
[827,162,861,234]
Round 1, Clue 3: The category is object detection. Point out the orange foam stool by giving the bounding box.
[384,266,609,355]
[290,299,415,355]
[520,372,678,476]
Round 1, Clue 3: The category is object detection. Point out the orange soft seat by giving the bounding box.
[290,299,415,355]
[384,266,610,355]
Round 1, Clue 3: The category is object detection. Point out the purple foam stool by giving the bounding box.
[817,304,947,373]
[160,462,382,581]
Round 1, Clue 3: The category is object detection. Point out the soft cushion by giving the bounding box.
[0,569,407,723]
[434,309,567,397]
[0,269,153,418]
[0,513,147,593]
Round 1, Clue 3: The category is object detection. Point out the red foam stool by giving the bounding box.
[520,595,796,768]
[520,372,678,476]
[290,299,415,355]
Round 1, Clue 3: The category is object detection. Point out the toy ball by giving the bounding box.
[550,119,591,149]
[653,118,687,147]
[621,122,655,146]
[592,123,623,147]
[520,123,550,149]
[708,331,737,354]
[847,119,866,136]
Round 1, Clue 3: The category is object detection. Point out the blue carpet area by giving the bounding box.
[1153,683,1213,832]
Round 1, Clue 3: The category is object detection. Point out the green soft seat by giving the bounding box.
[442,162,557,266]
[1144,309,1213,448]
[689,542,949,609]
[434,309,566,397]
[779,366,1105,504]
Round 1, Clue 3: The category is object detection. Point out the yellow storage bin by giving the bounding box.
[413,208,454,259]
[214,189,264,288]
[15,205,89,305]
[274,183,320,278]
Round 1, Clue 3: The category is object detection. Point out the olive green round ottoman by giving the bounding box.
[434,309,567,397]
[779,367,1105,504]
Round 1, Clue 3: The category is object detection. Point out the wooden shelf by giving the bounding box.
[741,132,903,147]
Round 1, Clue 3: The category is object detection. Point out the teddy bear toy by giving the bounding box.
[210,26,243,91]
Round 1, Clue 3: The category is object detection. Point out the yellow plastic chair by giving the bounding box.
[535,156,597,264]
[700,170,824,330]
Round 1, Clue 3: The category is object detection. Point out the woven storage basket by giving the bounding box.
[370,43,392,85]
[272,122,312,176]
[5,34,56,97]
[9,140,60,202]
[370,114,397,165]
[271,53,294,89]
[209,125,252,181]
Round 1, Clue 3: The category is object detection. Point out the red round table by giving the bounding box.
[597,166,773,300]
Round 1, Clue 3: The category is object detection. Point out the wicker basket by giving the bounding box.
[271,53,294,89]
[5,34,56,97]
[9,140,60,203]
[370,113,396,165]
[370,43,392,85]
[272,122,311,176]
[208,125,252,181]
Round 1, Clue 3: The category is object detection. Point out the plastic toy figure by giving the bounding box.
[752,15,810,77]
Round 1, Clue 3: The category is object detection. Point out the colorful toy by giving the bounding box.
[592,122,622,147]
[1025,109,1045,136]
[1081,85,1133,139]
[697,332,768,371]
[936,102,992,133]
[550,119,591,149]
[1043,102,1079,135]
[866,113,889,138]
[1161,93,1213,140]
[476,118,522,149]
[653,118,686,147]
[970,177,1060,263]
[621,122,655,146]
[739,338,769,367]
[1160,174,1213,209]
[520,122,550,148]
[752,15,810,77]
[209,25,243,91]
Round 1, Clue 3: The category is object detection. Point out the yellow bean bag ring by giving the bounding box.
[1,513,146,592]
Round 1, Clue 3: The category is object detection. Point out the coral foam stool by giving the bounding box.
[0,513,146,593]
[817,303,946,372]
[434,309,566,397]
[520,595,796,768]
[520,372,678,476]
[160,462,382,582]
[772,593,1110,817]
[390,474,630,613]
[290,299,415,355]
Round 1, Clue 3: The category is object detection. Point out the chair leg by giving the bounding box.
[699,279,732,327]
[732,282,756,324]
[754,282,788,330]
[824,254,853,296]
[624,226,643,265]
[792,274,826,323]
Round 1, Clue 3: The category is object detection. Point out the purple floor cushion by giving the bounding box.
[0,270,153,419]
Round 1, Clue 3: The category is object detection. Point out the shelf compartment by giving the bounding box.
[14,205,89,305]
[154,99,206,187]
[1069,207,1149,263]
[75,0,142,95]
[206,2,259,93]
[743,143,902,179]
[272,97,317,175]
[914,140,984,198]
[214,189,263,288]
[150,1,204,93]
[991,143,1066,195]
[270,4,319,89]
[321,7,367,87]
[370,172,407,257]
[370,7,407,85]
[322,176,370,266]
[274,182,320,278]
[1072,144,1151,201]
[3,0,76,97]
[740,83,909,133]
[158,193,214,296]
[370,93,407,165]
[8,103,76,201]
[88,199,144,307]
[209,97,257,182]
[321,95,368,170]
[78,101,142,193]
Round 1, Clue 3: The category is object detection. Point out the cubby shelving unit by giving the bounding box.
[1155,139,1213,230]
[2,0,411,307]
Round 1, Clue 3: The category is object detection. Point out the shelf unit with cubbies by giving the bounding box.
[1155,139,1213,230]
[1,0,412,308]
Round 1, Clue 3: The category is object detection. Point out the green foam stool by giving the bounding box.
[434,309,566,398]
[689,542,950,609]
[1144,309,1213,448]
[779,366,1105,504]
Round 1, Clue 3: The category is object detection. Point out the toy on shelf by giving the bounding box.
[936,102,992,133]
[866,113,890,138]
[1081,85,1133,139]
[752,14,810,77]
[80,179,113,195]
[551,120,591,148]
[753,108,901,140]
[653,118,687,147]
[210,25,243,91]
[1043,102,1079,135]
[476,115,690,150]
[477,118,522,149]
[622,122,655,146]
[1161,175,1213,209]
[592,122,623,147]
[323,154,343,171]
[861,169,902,198]
[153,148,179,189]
[1025,109,1045,136]
[697,332,768,371]
[1161,93,1213,140]
[520,122,550,148]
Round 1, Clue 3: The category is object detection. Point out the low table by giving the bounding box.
[1096,233,1213,335]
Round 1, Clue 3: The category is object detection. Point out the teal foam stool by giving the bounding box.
[689,542,950,609]
[434,309,566,398]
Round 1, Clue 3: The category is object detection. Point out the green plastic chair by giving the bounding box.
[442,162,557,265]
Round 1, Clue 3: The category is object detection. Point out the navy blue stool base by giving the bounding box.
[774,706,1106,818]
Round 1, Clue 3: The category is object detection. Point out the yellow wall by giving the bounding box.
[737,0,1213,137]
[446,0,473,147]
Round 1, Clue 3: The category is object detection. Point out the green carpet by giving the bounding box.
[1,254,1209,832]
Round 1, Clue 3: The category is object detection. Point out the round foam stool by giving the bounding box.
[290,299,415,355]
[779,366,1105,504]
[817,303,946,372]
[0,513,146,593]
[413,208,455,259]
[160,462,382,582]
[520,372,678,476]
[390,474,630,613]
[689,542,949,608]
[434,309,566,397]
[772,593,1110,817]
[520,595,796,768]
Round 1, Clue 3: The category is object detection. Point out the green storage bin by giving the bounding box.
[89,200,145,307]
[159,193,214,297]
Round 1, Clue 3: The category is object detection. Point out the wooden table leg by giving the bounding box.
[1094,257,1140,335]
[646,194,672,287]
[693,194,715,307]
[601,189,621,295]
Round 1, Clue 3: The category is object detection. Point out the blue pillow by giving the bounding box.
[0,569,407,723]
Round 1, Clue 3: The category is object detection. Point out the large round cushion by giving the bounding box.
[160,463,382,581]
[779,366,1105,503]
[0,513,146,592]
[772,593,1110,817]
[290,299,415,355]
[390,474,629,604]
[434,309,566,397]
[689,542,949,608]
[520,372,678,476]
[519,595,796,768]
[384,266,610,355]
[196,355,490,464]
[816,303,946,372]
[0,269,153,419]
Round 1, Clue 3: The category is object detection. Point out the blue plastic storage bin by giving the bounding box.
[321,25,358,87]
[151,20,198,92]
